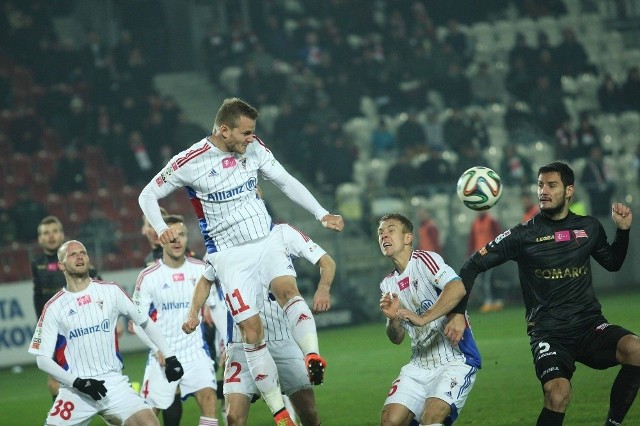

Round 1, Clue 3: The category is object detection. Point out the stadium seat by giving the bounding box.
[66,191,91,222]
[46,193,67,219]
[8,152,33,185]
[335,182,364,223]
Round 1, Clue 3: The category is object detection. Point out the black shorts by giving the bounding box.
[529,318,634,385]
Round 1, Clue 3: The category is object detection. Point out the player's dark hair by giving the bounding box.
[215,97,258,129]
[38,216,64,235]
[164,214,185,226]
[538,161,575,187]
[379,213,413,233]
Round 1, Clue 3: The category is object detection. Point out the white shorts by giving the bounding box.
[45,373,151,426]
[384,362,477,421]
[140,355,217,409]
[205,231,293,323]
[223,340,310,398]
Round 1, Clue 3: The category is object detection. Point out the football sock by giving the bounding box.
[537,407,565,426]
[283,394,298,425]
[606,364,640,424]
[243,340,285,414]
[283,296,319,355]
[162,393,182,426]
[199,416,218,425]
[217,379,224,399]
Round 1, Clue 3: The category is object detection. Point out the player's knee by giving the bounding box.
[270,276,300,305]
[225,409,248,426]
[380,406,406,426]
[543,379,571,411]
[238,315,264,343]
[617,334,640,365]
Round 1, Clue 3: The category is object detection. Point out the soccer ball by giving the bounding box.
[456,166,503,211]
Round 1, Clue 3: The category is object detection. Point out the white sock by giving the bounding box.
[199,416,218,425]
[283,296,319,355]
[243,341,285,414]
[283,394,298,425]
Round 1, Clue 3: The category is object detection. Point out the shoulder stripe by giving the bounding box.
[136,261,162,290]
[283,223,310,242]
[186,257,205,265]
[413,251,439,275]
[254,134,270,152]
[39,291,65,321]
[176,143,211,168]
[93,279,133,300]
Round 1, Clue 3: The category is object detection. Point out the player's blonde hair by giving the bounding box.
[214,97,258,130]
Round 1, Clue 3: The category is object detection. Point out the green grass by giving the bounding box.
[2,292,640,425]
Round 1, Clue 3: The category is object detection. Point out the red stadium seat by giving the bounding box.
[66,191,91,222]
[8,152,33,185]
[46,193,67,219]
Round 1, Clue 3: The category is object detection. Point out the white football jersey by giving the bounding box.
[379,250,481,370]
[29,280,148,378]
[226,223,326,343]
[133,257,209,362]
[151,137,284,252]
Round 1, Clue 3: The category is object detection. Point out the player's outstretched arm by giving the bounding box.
[398,280,466,326]
[313,253,336,313]
[182,275,213,334]
[380,292,405,344]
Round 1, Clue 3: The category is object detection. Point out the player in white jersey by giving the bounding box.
[28,240,184,426]
[139,97,343,425]
[132,215,218,426]
[186,222,335,426]
[377,214,481,426]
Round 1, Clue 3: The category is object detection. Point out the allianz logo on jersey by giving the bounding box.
[206,177,257,201]
[69,319,111,339]
[162,301,189,310]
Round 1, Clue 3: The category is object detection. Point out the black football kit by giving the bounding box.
[459,211,632,382]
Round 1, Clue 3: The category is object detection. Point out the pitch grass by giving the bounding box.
[2,292,639,425]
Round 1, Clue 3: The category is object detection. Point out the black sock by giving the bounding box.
[537,407,565,426]
[162,394,182,426]
[607,364,640,425]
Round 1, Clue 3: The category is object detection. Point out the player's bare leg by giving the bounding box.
[225,393,251,426]
[537,377,570,425]
[419,397,450,425]
[194,386,218,425]
[124,408,160,425]
[380,402,414,426]
[271,275,326,385]
[47,375,59,400]
[289,388,320,426]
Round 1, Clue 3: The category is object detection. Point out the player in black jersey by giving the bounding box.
[455,162,639,425]
[31,216,100,400]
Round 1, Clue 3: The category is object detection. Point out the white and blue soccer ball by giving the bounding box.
[456,166,503,211]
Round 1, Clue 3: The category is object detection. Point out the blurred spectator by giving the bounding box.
[318,132,356,191]
[508,32,537,69]
[9,107,43,154]
[443,19,471,65]
[423,109,446,150]
[9,191,48,242]
[500,144,534,187]
[52,145,88,195]
[77,204,119,255]
[521,190,540,223]
[271,100,305,162]
[622,66,640,111]
[505,57,535,101]
[554,27,597,77]
[469,111,490,151]
[417,146,453,195]
[469,211,503,312]
[597,73,625,114]
[443,109,473,155]
[386,150,418,190]
[416,207,442,254]
[202,26,229,86]
[533,48,562,89]
[575,112,602,154]
[455,144,488,177]
[581,145,616,217]
[121,130,155,186]
[0,198,17,244]
[504,101,538,145]
[437,62,471,108]
[469,61,503,105]
[370,118,397,158]
[554,117,579,161]
[238,59,270,107]
[396,109,426,156]
[529,75,568,135]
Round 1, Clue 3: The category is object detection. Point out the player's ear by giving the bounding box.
[566,184,575,199]
[405,232,413,245]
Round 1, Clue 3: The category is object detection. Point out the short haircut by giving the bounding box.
[38,216,64,235]
[379,213,413,233]
[164,214,185,226]
[57,239,84,262]
[538,161,575,187]
[214,97,259,130]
